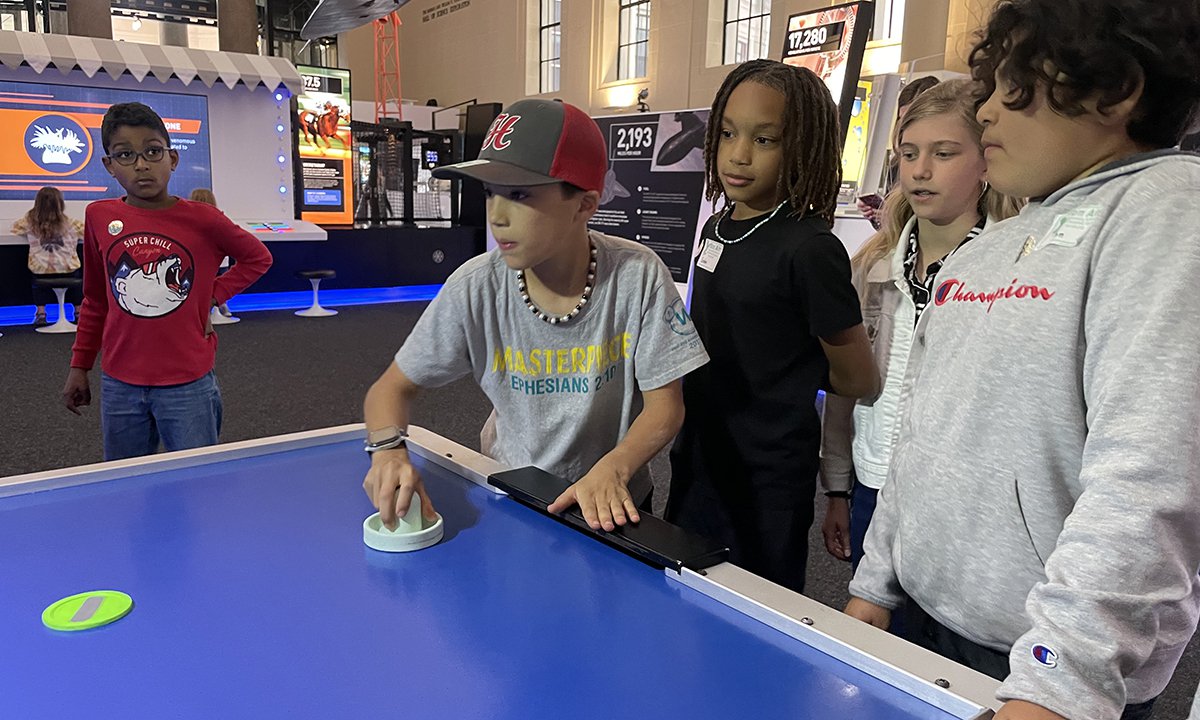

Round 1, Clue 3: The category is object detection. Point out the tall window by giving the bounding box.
[617,0,650,80]
[540,0,561,93]
[723,0,771,65]
[872,0,905,41]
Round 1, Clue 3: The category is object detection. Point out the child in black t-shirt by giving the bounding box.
[666,60,878,593]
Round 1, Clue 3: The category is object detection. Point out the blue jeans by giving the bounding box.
[849,480,877,572]
[100,371,223,461]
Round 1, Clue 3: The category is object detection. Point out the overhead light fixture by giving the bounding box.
[131,17,142,30]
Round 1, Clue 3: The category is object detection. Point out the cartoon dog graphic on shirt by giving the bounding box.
[107,241,194,317]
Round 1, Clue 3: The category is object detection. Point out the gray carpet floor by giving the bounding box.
[1,301,1196,717]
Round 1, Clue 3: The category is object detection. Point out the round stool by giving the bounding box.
[34,277,82,334]
[210,305,241,325]
[295,270,337,317]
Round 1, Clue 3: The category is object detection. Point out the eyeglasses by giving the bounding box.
[108,147,169,166]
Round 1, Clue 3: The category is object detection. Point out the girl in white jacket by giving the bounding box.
[820,80,1022,571]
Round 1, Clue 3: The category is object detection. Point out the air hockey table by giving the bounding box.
[1,425,1002,719]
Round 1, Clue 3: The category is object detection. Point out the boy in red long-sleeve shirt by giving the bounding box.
[61,102,272,460]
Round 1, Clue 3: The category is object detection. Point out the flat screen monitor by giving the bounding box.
[0,80,211,201]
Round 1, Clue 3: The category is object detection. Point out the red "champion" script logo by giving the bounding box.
[934,278,1055,313]
[483,113,521,151]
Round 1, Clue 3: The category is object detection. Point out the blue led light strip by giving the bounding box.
[0,285,442,328]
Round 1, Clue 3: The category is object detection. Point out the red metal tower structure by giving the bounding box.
[374,12,403,121]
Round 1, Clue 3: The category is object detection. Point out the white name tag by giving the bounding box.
[697,238,724,273]
[1040,206,1099,249]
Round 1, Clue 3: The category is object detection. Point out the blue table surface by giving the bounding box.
[0,440,958,720]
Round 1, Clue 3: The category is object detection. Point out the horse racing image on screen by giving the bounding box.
[296,65,353,225]
[0,80,211,201]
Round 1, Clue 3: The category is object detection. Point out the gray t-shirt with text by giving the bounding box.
[396,231,709,485]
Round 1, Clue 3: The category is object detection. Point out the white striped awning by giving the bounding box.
[0,30,302,93]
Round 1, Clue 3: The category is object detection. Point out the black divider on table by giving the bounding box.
[489,466,729,573]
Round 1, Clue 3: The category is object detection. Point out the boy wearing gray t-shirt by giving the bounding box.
[362,99,709,535]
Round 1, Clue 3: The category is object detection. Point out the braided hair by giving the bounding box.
[703,59,843,226]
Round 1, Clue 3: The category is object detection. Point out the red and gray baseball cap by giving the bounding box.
[432,99,607,194]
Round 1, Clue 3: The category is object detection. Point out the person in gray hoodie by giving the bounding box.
[844,1,1200,719]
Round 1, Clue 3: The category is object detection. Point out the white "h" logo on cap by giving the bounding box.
[483,114,521,151]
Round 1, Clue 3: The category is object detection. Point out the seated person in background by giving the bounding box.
[361,98,709,532]
[12,186,83,326]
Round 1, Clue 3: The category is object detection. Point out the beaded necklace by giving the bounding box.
[713,202,786,244]
[516,240,598,325]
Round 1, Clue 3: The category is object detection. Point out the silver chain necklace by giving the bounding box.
[516,240,598,325]
[713,202,786,244]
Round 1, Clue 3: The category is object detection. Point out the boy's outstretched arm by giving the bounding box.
[362,362,437,530]
[548,379,685,532]
[820,324,879,399]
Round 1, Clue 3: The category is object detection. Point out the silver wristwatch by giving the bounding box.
[364,425,408,453]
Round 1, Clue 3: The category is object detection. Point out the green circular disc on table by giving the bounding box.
[42,591,133,632]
